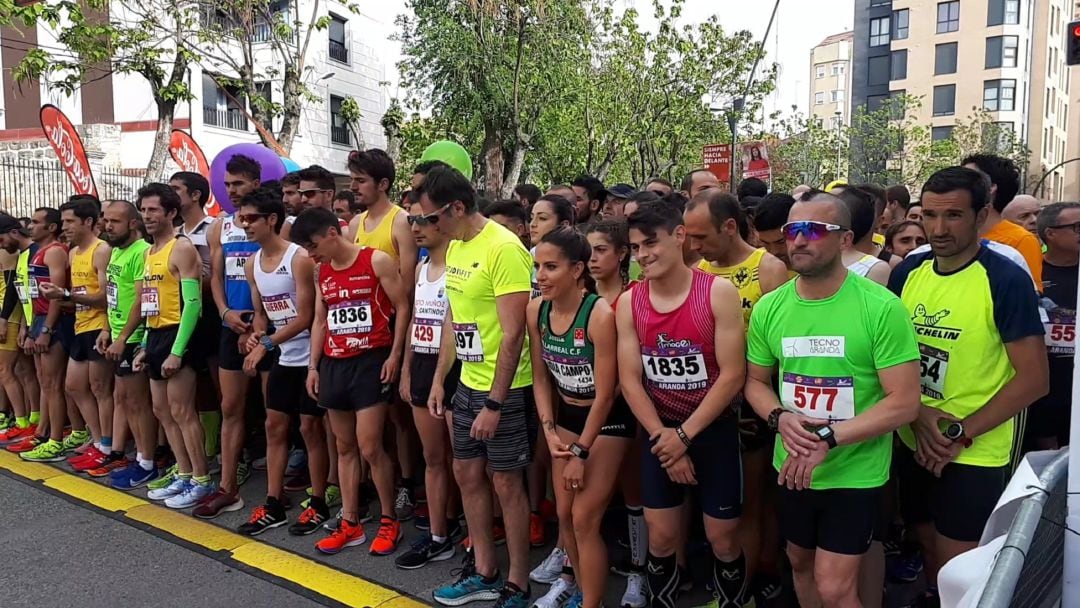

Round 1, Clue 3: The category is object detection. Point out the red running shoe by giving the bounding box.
[72,446,109,472]
[6,436,40,453]
[316,518,366,554]
[369,516,401,556]
[0,424,36,446]
[530,512,546,547]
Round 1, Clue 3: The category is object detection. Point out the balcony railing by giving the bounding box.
[330,124,351,146]
[204,107,249,131]
[329,39,348,63]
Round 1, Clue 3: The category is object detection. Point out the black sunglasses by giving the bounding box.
[407,204,451,227]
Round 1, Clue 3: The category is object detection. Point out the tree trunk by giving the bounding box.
[145,98,176,183]
[384,127,401,163]
[276,68,302,154]
[481,121,504,195]
[501,140,527,199]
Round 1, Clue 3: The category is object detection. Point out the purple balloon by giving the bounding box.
[209,143,287,213]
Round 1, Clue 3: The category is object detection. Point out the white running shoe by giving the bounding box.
[532,577,577,608]
[147,476,188,501]
[530,546,567,584]
[620,573,648,608]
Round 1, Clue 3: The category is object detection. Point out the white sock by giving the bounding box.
[432,534,447,543]
[627,505,647,567]
[137,457,154,470]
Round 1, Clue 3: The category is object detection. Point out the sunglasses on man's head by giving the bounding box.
[781,220,846,241]
[407,204,450,227]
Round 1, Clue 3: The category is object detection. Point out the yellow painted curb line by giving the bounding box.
[0,450,428,607]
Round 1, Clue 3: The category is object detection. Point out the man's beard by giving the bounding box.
[104,229,130,247]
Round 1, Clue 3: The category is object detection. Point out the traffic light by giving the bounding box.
[1069,21,1080,66]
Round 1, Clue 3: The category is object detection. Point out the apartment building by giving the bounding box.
[810,32,856,129]
[0,1,387,176]
[851,0,1080,200]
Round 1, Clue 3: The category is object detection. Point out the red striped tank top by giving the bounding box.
[318,247,394,358]
[631,270,719,423]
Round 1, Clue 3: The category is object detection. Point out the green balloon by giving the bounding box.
[419,140,473,180]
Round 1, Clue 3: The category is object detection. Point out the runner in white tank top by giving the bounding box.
[253,243,309,366]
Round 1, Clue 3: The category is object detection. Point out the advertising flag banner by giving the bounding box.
[703,144,732,185]
[741,141,772,181]
[39,104,98,198]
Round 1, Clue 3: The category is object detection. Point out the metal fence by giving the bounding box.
[977,450,1069,608]
[0,158,146,218]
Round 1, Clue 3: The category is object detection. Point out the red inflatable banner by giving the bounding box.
[169,129,222,216]
[39,104,98,198]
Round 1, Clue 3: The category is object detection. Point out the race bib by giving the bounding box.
[327,301,372,335]
[140,287,160,317]
[29,277,39,300]
[14,280,27,304]
[918,343,949,400]
[263,293,298,327]
[543,353,595,396]
[641,347,708,390]
[453,322,484,362]
[73,286,89,313]
[225,252,251,280]
[106,281,118,309]
[411,318,443,354]
[780,373,855,421]
[1044,309,1075,355]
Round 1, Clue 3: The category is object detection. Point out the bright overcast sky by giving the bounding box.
[360,0,854,122]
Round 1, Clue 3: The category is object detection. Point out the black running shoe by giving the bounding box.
[237,503,287,536]
[289,506,330,536]
[395,535,455,569]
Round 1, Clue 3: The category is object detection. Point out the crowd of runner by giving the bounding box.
[0,148,1071,608]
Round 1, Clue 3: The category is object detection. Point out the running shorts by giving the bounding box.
[145,326,191,381]
[408,352,461,411]
[452,385,534,472]
[777,485,883,555]
[640,417,742,519]
[266,362,322,417]
[556,395,636,439]
[317,348,393,412]
[69,330,104,363]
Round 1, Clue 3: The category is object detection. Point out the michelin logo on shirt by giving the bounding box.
[782,336,845,358]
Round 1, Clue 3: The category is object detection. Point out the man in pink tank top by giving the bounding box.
[614,200,750,608]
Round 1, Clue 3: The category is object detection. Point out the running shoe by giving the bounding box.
[0,423,35,445]
[493,583,530,608]
[165,480,213,509]
[20,439,65,462]
[147,475,189,501]
[563,589,583,608]
[432,559,503,606]
[0,412,11,431]
[238,503,288,536]
[531,577,575,608]
[251,455,268,471]
[68,443,103,466]
[110,462,159,490]
[529,547,567,584]
[395,486,417,521]
[289,506,330,536]
[61,429,90,453]
[529,512,546,547]
[620,572,648,608]
[284,470,311,493]
[71,446,108,472]
[887,551,925,584]
[316,518,366,554]
[286,448,306,475]
[236,461,251,487]
[395,535,455,570]
[462,522,506,550]
[87,455,129,477]
[414,504,431,531]
[192,488,245,519]
[370,516,402,555]
[301,485,341,510]
[5,435,41,453]
[147,464,179,492]
[153,446,173,471]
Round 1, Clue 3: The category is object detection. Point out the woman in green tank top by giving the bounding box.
[526,227,630,608]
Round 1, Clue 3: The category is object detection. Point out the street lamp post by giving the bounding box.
[728,98,744,193]
[834,109,843,180]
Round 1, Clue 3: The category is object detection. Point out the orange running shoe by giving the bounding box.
[462,522,507,550]
[539,498,558,523]
[5,436,40,453]
[530,512,546,547]
[370,516,402,556]
[87,456,130,478]
[0,424,36,446]
[72,448,109,473]
[315,518,366,554]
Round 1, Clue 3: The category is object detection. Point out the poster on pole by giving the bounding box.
[741,141,771,181]
[39,104,99,198]
[169,129,222,216]
[703,144,732,186]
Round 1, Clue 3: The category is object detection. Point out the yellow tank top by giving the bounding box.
[0,251,20,325]
[354,206,401,260]
[72,240,107,334]
[697,248,767,328]
[142,238,182,329]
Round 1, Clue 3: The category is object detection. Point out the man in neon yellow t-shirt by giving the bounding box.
[746,193,921,608]
[888,167,1047,608]
[419,165,535,608]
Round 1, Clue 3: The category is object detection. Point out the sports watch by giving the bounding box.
[568,443,590,460]
[767,407,786,431]
[259,335,276,352]
[814,425,837,449]
[943,421,972,447]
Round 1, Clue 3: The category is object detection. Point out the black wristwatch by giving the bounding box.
[767,407,785,432]
[569,442,590,460]
[943,421,972,447]
[483,398,502,412]
[814,425,838,449]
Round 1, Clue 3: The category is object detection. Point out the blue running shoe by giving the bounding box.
[887,552,924,584]
[110,462,159,490]
[564,588,583,608]
[432,558,503,606]
[492,583,530,608]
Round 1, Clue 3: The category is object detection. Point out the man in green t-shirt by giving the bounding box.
[89,201,157,487]
[745,192,921,608]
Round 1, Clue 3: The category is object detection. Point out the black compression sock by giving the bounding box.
[713,552,748,607]
[646,552,680,608]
